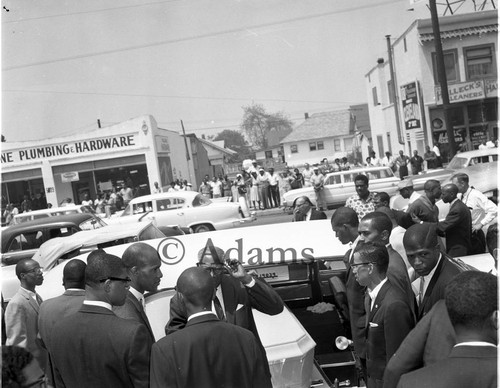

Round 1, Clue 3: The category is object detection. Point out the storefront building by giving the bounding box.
[1,115,211,209]
[366,10,497,163]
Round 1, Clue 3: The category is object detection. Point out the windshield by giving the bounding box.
[79,217,107,230]
[192,194,211,207]
[447,156,468,170]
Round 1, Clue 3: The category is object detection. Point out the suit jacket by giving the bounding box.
[310,209,327,220]
[166,275,284,338]
[386,245,417,319]
[5,287,47,370]
[407,196,438,223]
[417,254,462,320]
[113,291,155,343]
[365,280,415,388]
[38,289,85,351]
[151,314,272,388]
[383,300,455,388]
[397,345,497,388]
[51,304,151,388]
[437,199,472,257]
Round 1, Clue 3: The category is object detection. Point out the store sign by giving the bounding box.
[400,81,421,130]
[435,129,466,144]
[435,80,485,105]
[485,78,497,98]
[1,134,136,165]
[61,172,80,182]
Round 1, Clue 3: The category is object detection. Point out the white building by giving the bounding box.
[366,10,497,162]
[1,115,211,208]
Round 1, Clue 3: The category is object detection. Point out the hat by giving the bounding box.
[313,166,319,171]
[236,173,242,178]
[259,168,264,172]
[398,179,413,190]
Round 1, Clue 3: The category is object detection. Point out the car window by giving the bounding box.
[367,170,380,180]
[174,198,185,208]
[447,156,468,169]
[121,204,133,216]
[325,175,341,185]
[8,231,44,252]
[192,194,211,207]
[157,199,172,211]
[132,202,153,214]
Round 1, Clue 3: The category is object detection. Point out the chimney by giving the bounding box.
[304,112,309,119]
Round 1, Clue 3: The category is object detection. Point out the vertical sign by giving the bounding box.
[400,81,421,131]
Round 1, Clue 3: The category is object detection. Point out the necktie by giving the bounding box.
[364,291,371,327]
[139,297,146,311]
[35,293,43,306]
[418,277,425,305]
[213,295,225,321]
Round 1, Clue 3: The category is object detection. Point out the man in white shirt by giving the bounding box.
[302,163,313,187]
[452,172,497,254]
[267,168,280,208]
[397,179,421,211]
[210,177,222,198]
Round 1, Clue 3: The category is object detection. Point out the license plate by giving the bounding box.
[253,265,290,283]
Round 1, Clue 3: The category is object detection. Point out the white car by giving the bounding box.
[108,191,255,233]
[283,166,400,209]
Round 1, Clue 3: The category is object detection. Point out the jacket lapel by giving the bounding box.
[419,257,445,315]
[19,288,40,314]
[128,292,155,339]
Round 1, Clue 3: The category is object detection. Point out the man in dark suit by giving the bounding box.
[292,195,327,221]
[114,242,162,343]
[352,243,414,388]
[165,243,284,354]
[397,271,497,388]
[407,179,441,223]
[151,267,272,388]
[403,223,463,320]
[437,183,472,257]
[38,259,86,385]
[330,208,365,370]
[50,252,151,388]
[5,258,47,373]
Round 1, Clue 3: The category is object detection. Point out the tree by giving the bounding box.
[1,135,5,142]
[240,104,294,150]
[213,129,252,162]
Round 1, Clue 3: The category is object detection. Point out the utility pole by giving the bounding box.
[429,0,457,157]
[386,35,404,145]
[180,120,193,185]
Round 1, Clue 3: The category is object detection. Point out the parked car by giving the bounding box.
[1,213,106,267]
[108,191,255,233]
[408,148,498,191]
[283,166,400,209]
[7,204,98,226]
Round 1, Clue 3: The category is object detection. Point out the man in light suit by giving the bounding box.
[5,258,47,373]
[352,243,414,388]
[437,183,472,257]
[50,251,151,388]
[397,271,497,388]
[292,195,327,221]
[404,223,463,320]
[151,267,272,388]
[114,242,162,343]
[38,259,86,385]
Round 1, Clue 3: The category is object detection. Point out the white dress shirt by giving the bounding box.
[83,300,112,311]
[460,187,497,227]
[412,254,442,302]
[368,278,388,310]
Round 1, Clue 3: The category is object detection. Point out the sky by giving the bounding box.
[1,0,482,142]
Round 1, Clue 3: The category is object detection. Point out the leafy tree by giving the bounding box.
[240,104,293,149]
[213,129,252,162]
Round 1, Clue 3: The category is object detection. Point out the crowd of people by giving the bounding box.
[2,161,497,387]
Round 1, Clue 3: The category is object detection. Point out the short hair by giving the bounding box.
[87,249,107,266]
[375,192,390,205]
[451,172,469,184]
[15,259,37,279]
[445,271,498,329]
[356,241,389,275]
[331,207,359,228]
[2,346,33,386]
[423,179,440,191]
[85,252,125,285]
[442,183,458,196]
[63,259,86,286]
[403,223,439,249]
[354,174,369,185]
[293,196,313,208]
[122,242,157,269]
[177,267,214,307]
[361,212,392,234]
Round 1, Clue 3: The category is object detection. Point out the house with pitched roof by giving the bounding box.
[198,138,237,177]
[280,108,371,167]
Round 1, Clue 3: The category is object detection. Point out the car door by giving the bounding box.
[323,173,343,206]
[154,198,186,227]
[2,229,45,266]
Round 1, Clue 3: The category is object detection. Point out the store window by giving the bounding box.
[432,49,459,84]
[464,44,496,80]
[290,145,298,154]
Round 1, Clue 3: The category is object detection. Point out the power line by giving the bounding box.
[3,0,400,71]
[2,0,182,24]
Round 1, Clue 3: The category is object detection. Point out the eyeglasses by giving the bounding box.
[99,276,131,283]
[196,263,227,275]
[350,261,376,269]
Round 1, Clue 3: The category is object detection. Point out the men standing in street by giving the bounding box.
[268,168,280,208]
[345,174,376,220]
[407,180,441,223]
[257,168,271,209]
[352,243,415,388]
[432,143,442,167]
[423,146,437,170]
[452,172,497,254]
[292,196,326,221]
[152,181,162,194]
[5,258,47,373]
[310,166,326,211]
[151,267,272,388]
[403,223,462,320]
[302,163,313,187]
[395,150,410,180]
[436,183,472,257]
[114,242,163,343]
[410,150,424,175]
[397,271,497,388]
[50,252,151,388]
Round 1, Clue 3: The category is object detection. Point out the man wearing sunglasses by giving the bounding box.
[50,252,151,388]
[5,258,47,376]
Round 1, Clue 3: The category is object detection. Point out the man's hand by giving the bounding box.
[472,223,483,232]
[225,259,253,285]
[410,212,422,224]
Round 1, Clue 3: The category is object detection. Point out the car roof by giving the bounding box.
[325,166,393,177]
[451,148,498,158]
[128,190,199,203]
[31,222,159,270]
[2,213,97,235]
